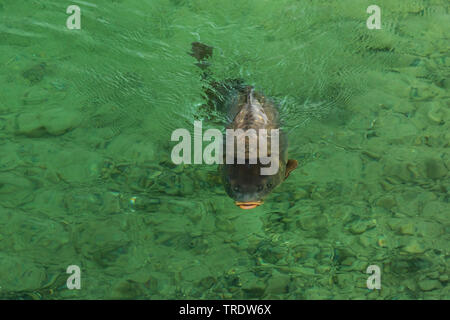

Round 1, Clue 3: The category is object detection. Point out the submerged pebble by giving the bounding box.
[402,239,426,254]
[424,158,448,180]
[16,108,82,137]
[265,271,291,295]
[418,279,441,291]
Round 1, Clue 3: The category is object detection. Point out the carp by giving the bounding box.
[190,42,297,209]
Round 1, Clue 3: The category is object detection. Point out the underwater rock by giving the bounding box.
[348,219,376,235]
[398,223,416,235]
[258,246,287,265]
[265,271,291,295]
[172,164,184,174]
[269,200,290,213]
[439,274,448,282]
[239,273,266,298]
[418,131,447,148]
[16,108,82,137]
[22,62,47,84]
[22,87,49,105]
[215,217,235,233]
[408,79,442,101]
[392,99,415,115]
[375,195,397,210]
[107,133,156,164]
[295,206,323,231]
[388,218,415,235]
[0,172,34,194]
[427,271,440,280]
[424,158,447,180]
[0,117,5,134]
[380,179,395,191]
[351,260,369,272]
[0,254,46,292]
[396,189,435,217]
[111,279,145,299]
[304,287,332,299]
[358,230,378,247]
[186,209,203,225]
[340,257,356,266]
[375,113,418,144]
[0,172,35,207]
[328,205,353,223]
[426,102,447,124]
[335,273,353,288]
[233,213,264,236]
[394,66,428,80]
[422,200,448,219]
[180,176,195,195]
[128,272,159,296]
[292,188,309,200]
[417,222,444,238]
[402,239,426,254]
[272,192,291,202]
[383,152,423,183]
[418,279,441,291]
[127,167,159,191]
[198,276,216,290]
[75,222,130,267]
[102,192,121,214]
[297,266,316,275]
[361,149,382,161]
[49,149,103,184]
[43,168,61,184]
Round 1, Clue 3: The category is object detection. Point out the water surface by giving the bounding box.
[0,0,448,299]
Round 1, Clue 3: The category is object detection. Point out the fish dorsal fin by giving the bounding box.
[248,88,255,105]
[242,86,253,103]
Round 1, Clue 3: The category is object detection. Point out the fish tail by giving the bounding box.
[189,42,214,72]
[189,42,245,117]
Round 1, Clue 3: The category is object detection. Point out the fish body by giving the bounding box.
[220,86,297,208]
[190,42,297,209]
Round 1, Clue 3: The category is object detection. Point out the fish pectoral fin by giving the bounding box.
[285,159,298,179]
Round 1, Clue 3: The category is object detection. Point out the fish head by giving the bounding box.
[220,159,298,209]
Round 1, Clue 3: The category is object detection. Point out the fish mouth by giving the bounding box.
[235,201,263,210]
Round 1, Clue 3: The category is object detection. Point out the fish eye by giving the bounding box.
[257,185,264,192]
[233,185,240,192]
[266,183,273,189]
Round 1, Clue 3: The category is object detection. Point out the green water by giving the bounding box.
[0,0,448,299]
